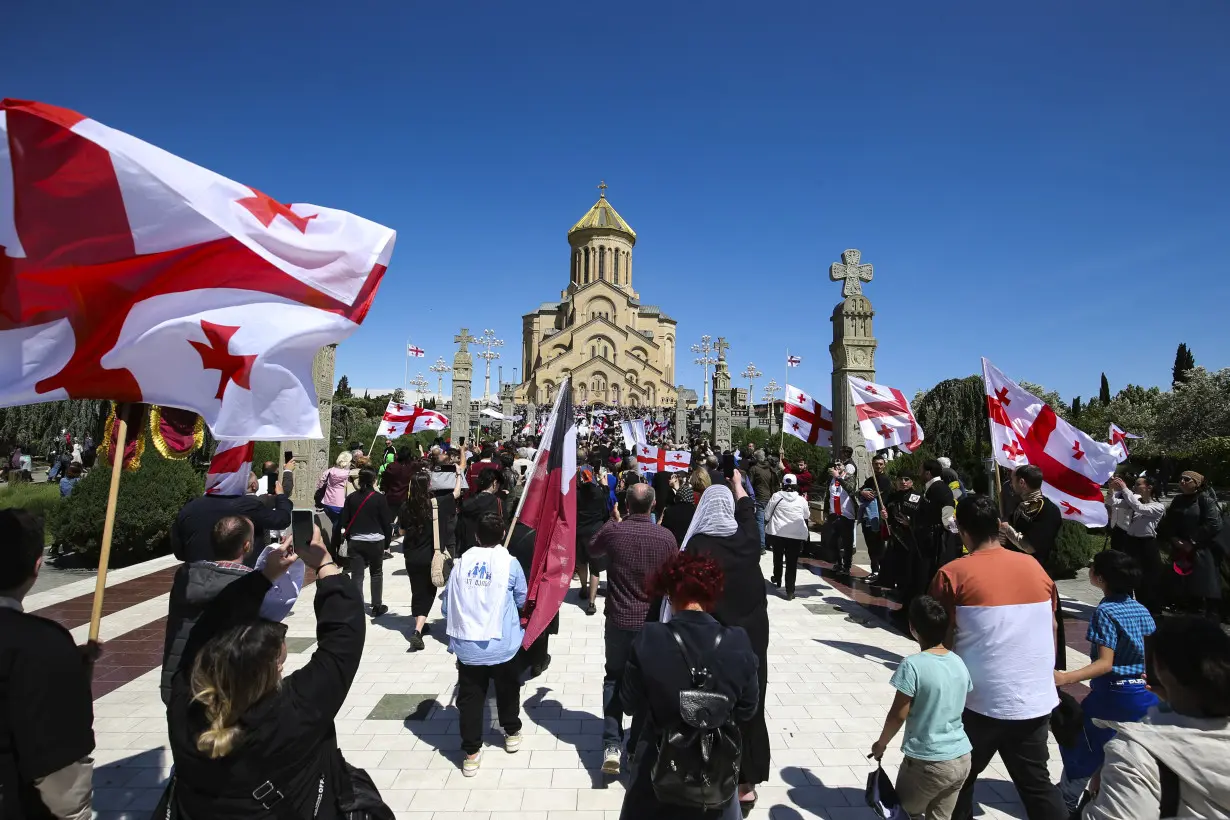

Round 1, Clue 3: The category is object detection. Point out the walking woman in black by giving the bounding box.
[332,468,394,618]
[1159,470,1224,619]
[399,469,459,650]
[576,466,611,615]
[679,473,769,816]
[619,551,759,820]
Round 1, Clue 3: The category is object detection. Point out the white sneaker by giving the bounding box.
[505,732,523,753]
[462,750,482,776]
[602,745,621,775]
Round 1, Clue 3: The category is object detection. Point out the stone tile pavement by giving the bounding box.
[83,546,1057,819]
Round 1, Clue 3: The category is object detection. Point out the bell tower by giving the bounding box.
[566,181,637,297]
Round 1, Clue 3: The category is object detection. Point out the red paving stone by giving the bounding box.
[31,565,181,631]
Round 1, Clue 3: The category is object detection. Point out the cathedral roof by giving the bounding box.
[569,194,636,241]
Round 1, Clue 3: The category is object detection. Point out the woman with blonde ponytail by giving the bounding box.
[163,523,381,819]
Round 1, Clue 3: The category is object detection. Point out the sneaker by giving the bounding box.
[586,602,597,616]
[769,577,780,587]
[578,587,590,601]
[371,604,389,618]
[602,745,621,775]
[462,751,482,776]
[408,632,425,652]
[505,732,523,753]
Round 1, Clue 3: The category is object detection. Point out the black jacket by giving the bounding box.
[160,561,250,705]
[1010,496,1062,571]
[683,497,765,625]
[620,610,759,820]
[172,494,292,564]
[168,571,364,820]
[331,489,393,553]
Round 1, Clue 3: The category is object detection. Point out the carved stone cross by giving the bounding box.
[830,249,874,297]
[716,336,730,362]
[454,327,476,352]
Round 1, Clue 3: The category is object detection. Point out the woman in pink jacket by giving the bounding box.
[317,451,352,528]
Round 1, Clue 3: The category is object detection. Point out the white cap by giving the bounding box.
[782,473,797,485]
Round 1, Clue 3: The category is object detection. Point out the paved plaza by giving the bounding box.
[32,546,1081,820]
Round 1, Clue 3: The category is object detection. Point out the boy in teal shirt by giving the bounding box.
[871,595,973,820]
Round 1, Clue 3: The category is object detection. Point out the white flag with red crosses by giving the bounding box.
[0,99,395,440]
[983,358,1118,526]
[204,439,254,496]
[635,445,691,475]
[379,400,448,438]
[848,376,924,454]
[783,385,833,447]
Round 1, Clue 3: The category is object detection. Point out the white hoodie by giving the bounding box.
[1083,708,1230,820]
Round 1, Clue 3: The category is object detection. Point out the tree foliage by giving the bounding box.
[1172,343,1196,387]
[1155,367,1230,452]
[0,400,106,456]
[912,376,988,478]
[1099,373,1111,406]
[335,375,353,399]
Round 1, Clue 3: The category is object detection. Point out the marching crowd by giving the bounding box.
[0,424,1228,820]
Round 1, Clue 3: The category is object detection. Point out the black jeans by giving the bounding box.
[954,709,1067,820]
[826,517,855,570]
[603,622,642,750]
[768,534,804,594]
[862,526,885,573]
[456,657,523,756]
[347,540,384,608]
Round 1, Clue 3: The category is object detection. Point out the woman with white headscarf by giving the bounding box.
[680,472,769,817]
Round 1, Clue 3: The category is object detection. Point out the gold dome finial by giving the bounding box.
[598,180,607,198]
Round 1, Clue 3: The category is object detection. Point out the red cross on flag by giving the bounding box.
[1108,423,1140,464]
[0,100,395,440]
[786,354,802,367]
[635,445,691,475]
[204,439,255,496]
[783,384,833,447]
[983,358,1119,526]
[407,344,425,358]
[380,400,449,438]
[848,376,924,454]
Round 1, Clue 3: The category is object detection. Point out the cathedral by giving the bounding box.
[514,186,678,407]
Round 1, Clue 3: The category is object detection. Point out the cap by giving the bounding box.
[782,474,797,485]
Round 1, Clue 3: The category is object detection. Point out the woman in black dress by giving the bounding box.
[679,474,769,815]
[399,470,457,651]
[1158,470,1223,619]
[619,551,759,820]
[576,467,612,615]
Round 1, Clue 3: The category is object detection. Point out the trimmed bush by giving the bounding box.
[1050,520,1103,579]
[0,481,63,541]
[52,449,203,568]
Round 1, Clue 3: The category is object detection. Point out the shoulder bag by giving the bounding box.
[430,497,453,588]
[338,492,375,559]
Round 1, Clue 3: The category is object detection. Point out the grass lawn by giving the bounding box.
[0,481,63,545]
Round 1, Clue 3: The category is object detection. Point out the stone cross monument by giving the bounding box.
[710,336,733,452]
[829,249,878,481]
[674,386,688,445]
[499,385,515,440]
[283,344,337,509]
[452,328,475,445]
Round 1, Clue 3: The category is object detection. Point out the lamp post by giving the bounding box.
[762,378,782,432]
[476,328,503,402]
[691,334,717,407]
[740,362,762,409]
[408,373,429,406]
[429,357,451,404]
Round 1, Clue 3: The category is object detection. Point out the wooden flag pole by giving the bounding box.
[88,414,128,643]
[994,461,1004,517]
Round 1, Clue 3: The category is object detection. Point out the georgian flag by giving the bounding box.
[636,445,691,475]
[380,400,448,438]
[515,377,577,648]
[407,344,425,357]
[205,439,254,496]
[0,100,395,440]
[983,358,1119,526]
[848,376,924,454]
[787,354,802,367]
[783,384,833,447]
[1108,423,1140,464]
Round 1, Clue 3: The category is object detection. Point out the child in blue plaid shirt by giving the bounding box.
[1053,550,1159,809]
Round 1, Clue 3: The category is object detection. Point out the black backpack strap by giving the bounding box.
[1156,755,1180,818]
[667,622,724,686]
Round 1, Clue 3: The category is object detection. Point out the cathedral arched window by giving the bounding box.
[603,345,609,359]
[598,246,605,280]
[583,247,590,283]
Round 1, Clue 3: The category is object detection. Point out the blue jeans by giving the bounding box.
[754,501,767,549]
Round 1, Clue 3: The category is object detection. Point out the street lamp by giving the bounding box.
[691,334,717,407]
[429,357,452,402]
[408,373,429,406]
[740,362,762,409]
[476,328,504,402]
[762,378,782,429]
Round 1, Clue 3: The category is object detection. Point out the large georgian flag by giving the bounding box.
[783,384,833,447]
[379,400,448,438]
[205,439,255,496]
[983,358,1118,526]
[515,377,577,648]
[635,444,691,475]
[848,376,924,453]
[0,99,395,439]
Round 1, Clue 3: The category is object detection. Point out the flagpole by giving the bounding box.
[404,340,410,397]
[88,413,128,644]
[994,461,1004,517]
[779,348,789,454]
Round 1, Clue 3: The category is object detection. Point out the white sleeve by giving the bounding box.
[33,757,93,820]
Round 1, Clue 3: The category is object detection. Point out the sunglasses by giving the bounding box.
[1179,476,1195,483]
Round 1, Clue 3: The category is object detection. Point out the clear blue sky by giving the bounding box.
[7,1,1228,408]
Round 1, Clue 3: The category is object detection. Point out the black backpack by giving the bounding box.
[650,623,742,810]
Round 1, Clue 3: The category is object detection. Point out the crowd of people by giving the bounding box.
[1,418,1228,820]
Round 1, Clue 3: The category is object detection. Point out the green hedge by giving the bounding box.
[52,449,203,567]
[1050,520,1103,579]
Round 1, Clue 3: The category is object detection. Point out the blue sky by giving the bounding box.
[6,1,1228,408]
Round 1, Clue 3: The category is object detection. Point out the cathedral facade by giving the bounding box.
[515,188,677,407]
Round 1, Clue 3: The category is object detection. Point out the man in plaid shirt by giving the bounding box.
[588,482,677,776]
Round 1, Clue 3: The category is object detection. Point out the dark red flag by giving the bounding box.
[515,378,577,648]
